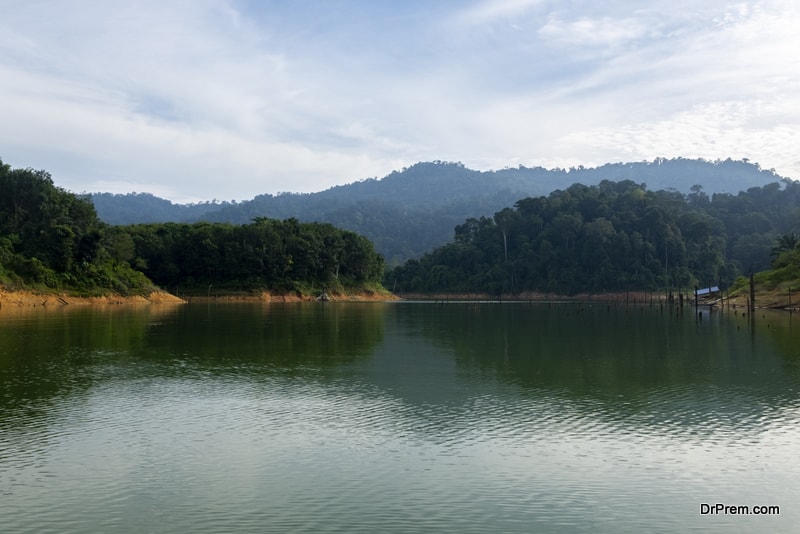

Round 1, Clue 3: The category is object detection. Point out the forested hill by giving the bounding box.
[91,192,229,226]
[91,158,785,265]
[1,159,385,297]
[386,179,800,296]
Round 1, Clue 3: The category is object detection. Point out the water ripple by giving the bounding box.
[4,304,800,533]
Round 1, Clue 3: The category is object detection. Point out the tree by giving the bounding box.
[771,233,799,259]
[0,159,153,294]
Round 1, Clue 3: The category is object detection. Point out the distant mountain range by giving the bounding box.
[91,158,787,265]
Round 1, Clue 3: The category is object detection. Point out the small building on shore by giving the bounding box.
[694,286,720,305]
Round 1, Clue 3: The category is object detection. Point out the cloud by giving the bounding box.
[557,99,800,175]
[410,0,800,176]
[537,16,650,49]
[454,0,545,26]
[1,0,800,202]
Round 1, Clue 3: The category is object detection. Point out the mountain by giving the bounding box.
[91,158,787,265]
[90,192,229,225]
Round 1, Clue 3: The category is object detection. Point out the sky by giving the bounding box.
[2,0,799,203]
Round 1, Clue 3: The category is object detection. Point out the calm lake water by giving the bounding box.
[1,301,799,533]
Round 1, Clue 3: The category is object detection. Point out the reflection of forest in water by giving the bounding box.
[390,302,800,390]
[138,302,387,366]
[0,304,183,417]
[0,303,387,421]
[381,302,800,439]
[4,301,800,442]
[3,302,800,534]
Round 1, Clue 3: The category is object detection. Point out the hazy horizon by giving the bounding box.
[82,156,787,206]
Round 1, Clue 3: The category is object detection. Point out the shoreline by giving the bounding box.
[2,287,794,309]
[399,291,677,304]
[395,290,797,310]
[0,287,398,307]
[0,289,185,307]
[183,289,398,303]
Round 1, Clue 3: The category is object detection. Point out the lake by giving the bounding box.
[1,301,799,533]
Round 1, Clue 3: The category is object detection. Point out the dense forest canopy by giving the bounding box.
[0,159,153,295]
[0,159,385,296]
[386,179,800,296]
[5,157,798,299]
[91,158,784,265]
[120,218,385,294]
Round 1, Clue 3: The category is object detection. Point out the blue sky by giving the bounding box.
[1,0,798,202]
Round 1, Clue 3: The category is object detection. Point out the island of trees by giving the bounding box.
[0,159,386,299]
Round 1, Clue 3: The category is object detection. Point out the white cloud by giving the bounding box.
[538,16,650,49]
[1,0,800,201]
[454,0,545,26]
[557,99,800,176]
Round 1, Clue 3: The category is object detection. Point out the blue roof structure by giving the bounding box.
[695,286,720,296]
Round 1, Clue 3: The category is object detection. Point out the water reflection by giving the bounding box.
[1,302,799,533]
[142,302,386,367]
[380,302,800,442]
[0,304,180,424]
[0,303,386,453]
[4,301,799,448]
[0,302,386,396]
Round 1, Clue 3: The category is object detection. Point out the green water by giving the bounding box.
[1,301,799,533]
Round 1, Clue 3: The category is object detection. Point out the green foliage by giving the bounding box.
[729,244,800,298]
[92,158,782,265]
[757,246,800,290]
[7,156,798,299]
[0,159,154,295]
[1,159,384,297]
[387,179,800,295]
[770,233,799,259]
[120,218,385,294]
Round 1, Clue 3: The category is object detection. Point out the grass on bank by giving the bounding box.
[728,247,800,308]
[0,258,157,298]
